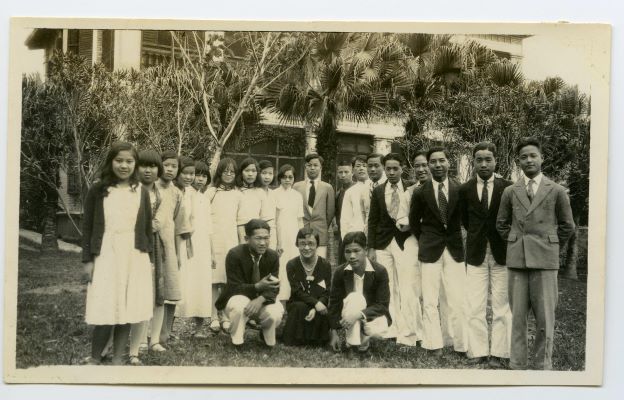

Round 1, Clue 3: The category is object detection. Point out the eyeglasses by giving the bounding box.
[222,170,235,175]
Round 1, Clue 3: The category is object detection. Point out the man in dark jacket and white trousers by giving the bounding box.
[215,219,283,347]
[459,142,513,368]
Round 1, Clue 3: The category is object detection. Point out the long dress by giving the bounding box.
[261,187,278,250]
[238,186,267,227]
[274,186,304,300]
[85,186,153,325]
[205,186,243,284]
[176,189,213,318]
[282,256,332,346]
[154,180,189,303]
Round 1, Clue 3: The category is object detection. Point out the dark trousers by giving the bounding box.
[508,268,558,370]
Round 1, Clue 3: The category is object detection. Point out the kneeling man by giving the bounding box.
[329,231,391,352]
[215,219,283,347]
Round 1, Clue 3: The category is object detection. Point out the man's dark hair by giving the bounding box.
[426,147,450,162]
[343,231,367,249]
[245,219,271,237]
[351,155,368,167]
[472,142,497,158]
[515,137,542,154]
[295,227,320,247]
[305,153,324,165]
[337,159,352,168]
[366,153,384,163]
[382,152,403,166]
[412,151,428,162]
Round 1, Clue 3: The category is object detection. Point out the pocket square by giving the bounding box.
[318,280,326,289]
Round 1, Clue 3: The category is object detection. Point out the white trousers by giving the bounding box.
[343,293,389,346]
[466,245,512,358]
[224,295,284,346]
[421,248,468,351]
[400,236,424,344]
[375,238,420,345]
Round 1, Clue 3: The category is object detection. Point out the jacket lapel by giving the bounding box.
[424,181,443,223]
[490,178,505,213]
[447,179,460,217]
[512,180,531,211]
[526,177,554,215]
[469,178,486,215]
[379,182,389,216]
[312,181,323,213]
[343,269,354,294]
[363,270,375,293]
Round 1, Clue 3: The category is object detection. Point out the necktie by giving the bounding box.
[389,184,400,220]
[438,182,448,226]
[308,180,315,208]
[251,254,261,283]
[481,180,489,211]
[527,179,535,203]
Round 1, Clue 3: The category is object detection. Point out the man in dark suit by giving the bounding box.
[215,219,283,347]
[367,153,413,343]
[335,159,354,264]
[497,137,575,370]
[329,231,391,353]
[459,142,513,367]
[409,147,467,355]
[293,153,335,259]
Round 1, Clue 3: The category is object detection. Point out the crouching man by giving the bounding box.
[215,219,283,347]
[328,231,391,353]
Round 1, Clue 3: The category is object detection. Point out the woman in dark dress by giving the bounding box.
[282,227,332,346]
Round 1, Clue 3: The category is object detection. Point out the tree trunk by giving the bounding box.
[561,227,579,280]
[209,144,224,180]
[40,198,59,254]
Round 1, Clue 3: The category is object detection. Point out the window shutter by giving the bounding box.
[78,30,93,62]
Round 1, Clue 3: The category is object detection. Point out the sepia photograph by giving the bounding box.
[3,17,610,385]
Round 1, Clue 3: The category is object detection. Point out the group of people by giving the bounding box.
[80,136,575,371]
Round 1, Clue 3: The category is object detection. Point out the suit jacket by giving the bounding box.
[335,182,353,235]
[459,177,512,266]
[328,260,391,329]
[496,176,575,270]
[293,179,335,246]
[367,180,411,250]
[215,244,280,310]
[409,178,464,263]
[286,256,332,307]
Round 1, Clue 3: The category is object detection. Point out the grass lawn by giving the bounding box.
[15,238,587,370]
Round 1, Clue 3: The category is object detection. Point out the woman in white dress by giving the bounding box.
[258,160,277,250]
[205,157,243,332]
[82,142,153,365]
[274,164,304,302]
[176,160,215,338]
[236,157,268,243]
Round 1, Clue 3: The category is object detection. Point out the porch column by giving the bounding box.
[373,137,392,155]
[304,124,317,155]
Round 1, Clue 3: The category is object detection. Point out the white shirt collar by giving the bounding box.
[306,175,322,185]
[344,258,375,273]
[523,173,543,187]
[385,179,404,193]
[371,174,387,187]
[479,175,495,185]
[432,177,449,191]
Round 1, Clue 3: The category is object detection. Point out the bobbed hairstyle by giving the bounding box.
[137,149,163,177]
[295,227,320,248]
[212,157,237,189]
[277,163,296,182]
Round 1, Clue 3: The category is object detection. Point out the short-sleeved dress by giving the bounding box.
[85,186,153,325]
[238,186,267,227]
[274,186,304,300]
[206,186,243,284]
[176,188,214,318]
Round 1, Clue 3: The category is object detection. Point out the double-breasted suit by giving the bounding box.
[293,178,335,258]
[496,174,575,369]
[460,176,513,359]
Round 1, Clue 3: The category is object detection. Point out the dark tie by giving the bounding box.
[308,180,315,208]
[527,179,535,203]
[438,182,448,226]
[481,180,489,211]
[251,255,261,284]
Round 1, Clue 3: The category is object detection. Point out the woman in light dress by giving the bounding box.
[274,164,304,302]
[205,157,243,333]
[236,157,269,243]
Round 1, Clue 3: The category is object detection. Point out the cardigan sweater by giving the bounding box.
[81,181,153,263]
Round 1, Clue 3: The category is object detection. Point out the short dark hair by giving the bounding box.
[382,152,403,166]
[343,231,367,249]
[258,160,274,171]
[295,227,320,247]
[277,164,296,181]
[305,153,324,165]
[337,159,352,168]
[244,219,270,237]
[138,149,163,177]
[194,161,211,182]
[236,157,262,188]
[212,157,237,189]
[516,137,542,154]
[366,153,384,163]
[412,151,428,162]
[472,142,497,158]
[426,147,450,161]
[161,150,178,163]
[351,155,368,167]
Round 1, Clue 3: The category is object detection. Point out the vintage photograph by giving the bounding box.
[3,18,610,385]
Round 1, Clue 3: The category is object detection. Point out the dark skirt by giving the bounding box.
[282,301,330,346]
